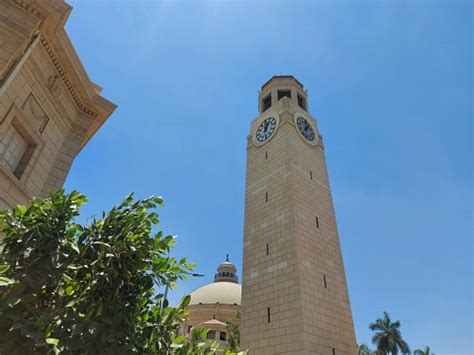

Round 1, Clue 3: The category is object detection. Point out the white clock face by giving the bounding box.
[256,117,277,142]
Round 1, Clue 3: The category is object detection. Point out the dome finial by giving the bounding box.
[226,254,229,262]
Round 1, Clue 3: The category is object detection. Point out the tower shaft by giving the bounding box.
[240,76,356,354]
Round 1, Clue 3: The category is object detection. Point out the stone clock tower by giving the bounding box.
[240,76,357,354]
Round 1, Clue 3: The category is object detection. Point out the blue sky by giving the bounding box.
[64,0,472,353]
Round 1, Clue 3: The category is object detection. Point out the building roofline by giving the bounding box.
[261,75,304,91]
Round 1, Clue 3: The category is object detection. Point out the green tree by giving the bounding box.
[358,343,377,355]
[0,190,194,354]
[172,327,247,355]
[225,312,241,352]
[369,312,410,355]
[172,327,220,354]
[414,346,433,355]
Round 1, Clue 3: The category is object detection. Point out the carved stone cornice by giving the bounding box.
[39,36,98,118]
[10,0,98,118]
[7,0,116,150]
[12,0,45,21]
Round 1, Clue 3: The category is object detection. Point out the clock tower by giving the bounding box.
[240,76,357,354]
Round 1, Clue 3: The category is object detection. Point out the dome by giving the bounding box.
[189,281,241,306]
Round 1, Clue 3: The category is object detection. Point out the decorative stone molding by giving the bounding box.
[0,0,116,207]
[46,74,61,97]
[39,36,98,118]
[22,93,50,134]
[12,0,45,20]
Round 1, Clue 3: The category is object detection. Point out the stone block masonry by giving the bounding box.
[0,0,116,208]
[240,76,357,354]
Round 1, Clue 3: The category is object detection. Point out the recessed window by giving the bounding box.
[265,151,268,159]
[315,216,320,228]
[265,192,268,202]
[262,95,272,112]
[0,123,36,180]
[266,243,269,255]
[219,331,227,341]
[332,348,336,355]
[267,307,271,322]
[277,90,291,100]
[297,94,306,110]
[323,274,327,289]
[310,171,313,180]
[207,330,216,340]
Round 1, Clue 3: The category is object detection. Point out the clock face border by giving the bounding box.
[293,112,319,146]
[252,114,280,147]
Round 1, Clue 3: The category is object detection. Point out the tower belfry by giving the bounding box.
[240,76,356,354]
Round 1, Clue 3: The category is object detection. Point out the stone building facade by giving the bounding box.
[240,76,357,354]
[0,0,116,208]
[182,257,241,347]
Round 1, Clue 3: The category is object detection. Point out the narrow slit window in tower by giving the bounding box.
[310,171,313,180]
[315,216,320,228]
[332,348,336,355]
[267,307,271,322]
[266,243,269,255]
[265,151,268,159]
[297,94,307,110]
[265,192,268,202]
[262,95,272,112]
[323,274,328,289]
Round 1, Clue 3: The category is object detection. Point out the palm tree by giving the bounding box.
[358,343,376,355]
[414,346,433,355]
[369,312,410,354]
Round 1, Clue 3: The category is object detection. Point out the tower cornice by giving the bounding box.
[260,75,304,91]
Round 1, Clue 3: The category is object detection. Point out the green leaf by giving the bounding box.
[65,285,74,296]
[16,205,27,214]
[93,241,111,248]
[0,264,10,274]
[45,338,59,345]
[7,296,21,307]
[180,294,191,308]
[0,276,15,286]
[67,265,82,270]
[69,242,80,254]
[65,300,76,308]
